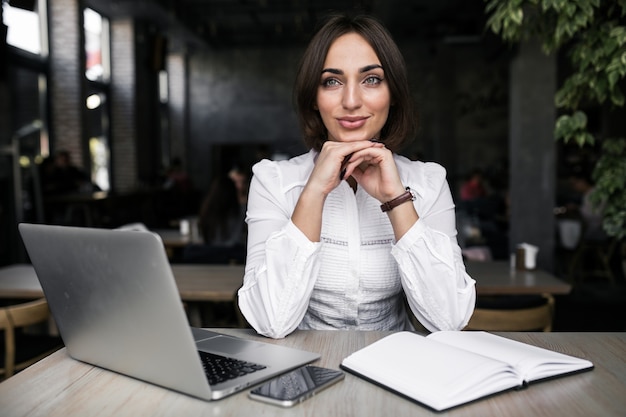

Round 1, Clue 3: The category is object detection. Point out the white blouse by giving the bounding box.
[238,150,476,338]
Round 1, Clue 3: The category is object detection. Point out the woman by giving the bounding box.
[238,14,475,338]
[197,171,247,248]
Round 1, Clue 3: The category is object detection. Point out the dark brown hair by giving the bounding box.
[294,14,417,152]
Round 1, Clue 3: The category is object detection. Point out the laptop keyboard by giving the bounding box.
[199,351,267,385]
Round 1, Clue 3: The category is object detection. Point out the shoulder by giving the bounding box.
[252,151,315,193]
[394,154,448,197]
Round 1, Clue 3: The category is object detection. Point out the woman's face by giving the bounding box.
[315,32,391,143]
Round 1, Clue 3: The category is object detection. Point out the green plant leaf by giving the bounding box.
[485,0,626,237]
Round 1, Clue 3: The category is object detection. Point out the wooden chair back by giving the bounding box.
[0,298,59,379]
[465,294,555,332]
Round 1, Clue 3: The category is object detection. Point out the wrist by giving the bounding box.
[302,179,331,198]
[380,187,415,212]
[299,184,329,209]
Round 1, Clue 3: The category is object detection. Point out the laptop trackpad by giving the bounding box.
[197,335,260,355]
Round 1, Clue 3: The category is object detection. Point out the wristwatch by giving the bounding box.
[380,187,415,212]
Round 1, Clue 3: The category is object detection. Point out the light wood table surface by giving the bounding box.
[465,260,572,295]
[0,330,623,417]
[0,263,244,302]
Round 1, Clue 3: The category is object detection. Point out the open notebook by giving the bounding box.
[341,331,593,411]
[19,223,319,401]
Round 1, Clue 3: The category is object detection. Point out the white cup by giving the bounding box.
[517,243,539,270]
[179,219,190,236]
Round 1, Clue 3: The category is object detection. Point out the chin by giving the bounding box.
[335,134,375,143]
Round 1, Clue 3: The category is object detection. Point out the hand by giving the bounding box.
[347,145,420,239]
[343,145,406,203]
[306,140,384,197]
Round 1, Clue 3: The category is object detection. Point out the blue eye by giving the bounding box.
[322,78,341,87]
[364,76,382,85]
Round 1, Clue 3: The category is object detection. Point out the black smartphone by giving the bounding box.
[248,365,344,407]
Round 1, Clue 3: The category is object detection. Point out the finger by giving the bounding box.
[337,142,381,179]
[341,155,373,179]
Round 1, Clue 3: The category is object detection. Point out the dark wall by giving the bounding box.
[401,39,509,195]
[187,46,304,191]
[184,39,510,197]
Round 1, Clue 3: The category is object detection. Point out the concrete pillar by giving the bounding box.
[48,0,83,165]
[509,40,556,271]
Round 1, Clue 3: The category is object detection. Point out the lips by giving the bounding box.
[338,116,368,129]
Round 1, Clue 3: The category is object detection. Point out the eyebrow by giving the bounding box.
[321,64,383,75]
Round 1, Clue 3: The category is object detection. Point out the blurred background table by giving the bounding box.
[467,260,572,296]
[0,263,245,327]
[0,263,244,302]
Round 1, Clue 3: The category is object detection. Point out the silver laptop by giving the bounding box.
[19,223,319,401]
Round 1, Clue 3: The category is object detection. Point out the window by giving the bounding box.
[159,69,169,103]
[83,7,111,191]
[1,0,49,230]
[85,92,109,191]
[84,7,110,82]
[2,0,48,57]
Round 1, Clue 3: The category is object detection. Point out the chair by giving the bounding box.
[183,291,249,328]
[569,236,621,285]
[559,215,622,284]
[181,244,246,265]
[0,298,63,380]
[464,293,555,332]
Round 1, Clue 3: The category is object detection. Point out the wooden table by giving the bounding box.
[171,264,244,302]
[1,261,570,301]
[153,228,203,248]
[0,263,244,302]
[152,229,204,259]
[465,260,572,295]
[0,329,623,417]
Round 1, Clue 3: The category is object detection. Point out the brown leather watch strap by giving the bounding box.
[380,187,415,212]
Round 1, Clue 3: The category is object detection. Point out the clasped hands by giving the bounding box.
[309,140,407,204]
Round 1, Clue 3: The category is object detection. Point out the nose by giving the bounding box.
[342,83,362,110]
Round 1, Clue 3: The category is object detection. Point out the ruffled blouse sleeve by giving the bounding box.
[392,160,476,332]
[238,156,322,338]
